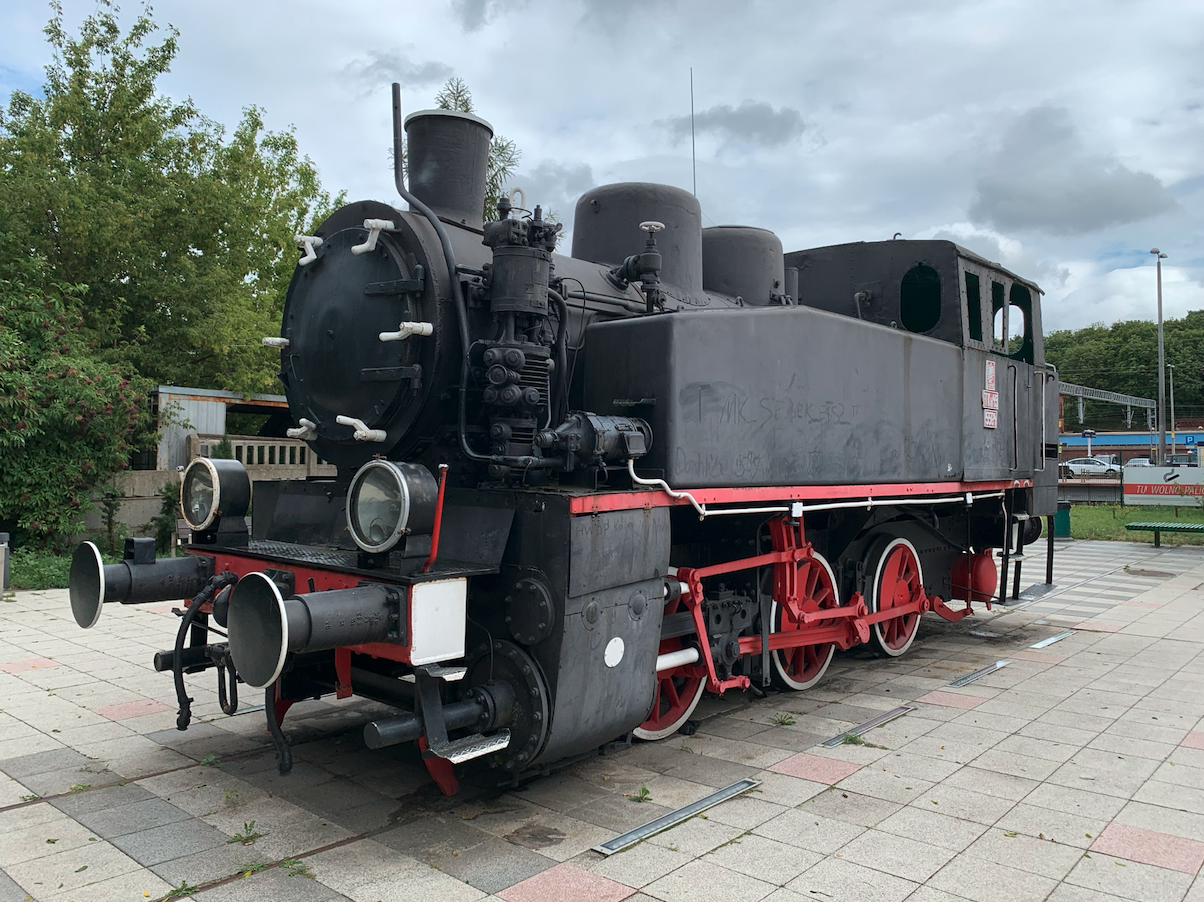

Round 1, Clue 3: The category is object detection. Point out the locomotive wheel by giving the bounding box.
[634,637,706,741]
[770,551,840,691]
[867,537,924,657]
[464,639,550,770]
[635,592,706,741]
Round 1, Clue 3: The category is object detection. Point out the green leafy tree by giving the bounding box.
[0,256,152,547]
[1046,313,1204,432]
[0,1,342,396]
[0,2,343,545]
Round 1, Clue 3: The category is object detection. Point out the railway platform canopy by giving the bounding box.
[5,538,1204,902]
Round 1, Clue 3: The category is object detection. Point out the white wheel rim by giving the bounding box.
[770,550,839,691]
[870,537,923,657]
[634,678,705,741]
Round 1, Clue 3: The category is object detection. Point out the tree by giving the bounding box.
[0,1,342,544]
[1046,313,1204,432]
[0,1,341,397]
[0,255,152,547]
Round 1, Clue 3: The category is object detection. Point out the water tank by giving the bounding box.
[702,226,785,306]
[572,183,704,304]
[405,110,494,230]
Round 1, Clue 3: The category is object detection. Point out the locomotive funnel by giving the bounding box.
[69,540,212,629]
[404,109,494,231]
[227,573,401,689]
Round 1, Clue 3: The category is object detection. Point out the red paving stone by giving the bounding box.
[0,657,61,673]
[1009,649,1068,664]
[497,863,635,902]
[1091,822,1204,874]
[95,698,171,721]
[770,752,862,784]
[915,690,986,710]
[1074,621,1123,633]
[1181,732,1204,751]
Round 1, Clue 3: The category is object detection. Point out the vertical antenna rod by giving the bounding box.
[690,68,697,197]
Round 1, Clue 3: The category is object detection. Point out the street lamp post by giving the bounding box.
[1152,249,1168,464]
[1168,362,1176,460]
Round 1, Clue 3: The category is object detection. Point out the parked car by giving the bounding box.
[1063,457,1119,478]
[1126,457,1154,467]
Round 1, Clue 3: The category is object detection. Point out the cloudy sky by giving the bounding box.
[2,0,1201,333]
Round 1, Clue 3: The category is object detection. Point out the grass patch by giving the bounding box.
[10,548,74,590]
[628,784,652,803]
[281,857,314,878]
[9,545,124,590]
[840,734,887,749]
[1069,503,1204,544]
[771,712,796,726]
[227,821,267,845]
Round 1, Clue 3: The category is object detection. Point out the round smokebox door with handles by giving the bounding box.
[346,460,440,554]
[180,458,251,533]
[278,200,440,470]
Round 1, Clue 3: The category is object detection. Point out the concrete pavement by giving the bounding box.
[4,539,1204,902]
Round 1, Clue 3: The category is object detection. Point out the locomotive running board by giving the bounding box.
[948,660,1010,687]
[592,779,761,855]
[820,705,914,748]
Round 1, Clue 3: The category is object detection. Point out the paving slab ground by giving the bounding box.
[6,539,1204,901]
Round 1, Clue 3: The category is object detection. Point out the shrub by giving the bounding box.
[10,548,73,590]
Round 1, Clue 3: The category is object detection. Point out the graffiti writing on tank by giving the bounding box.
[674,449,729,479]
[732,450,762,478]
[679,382,758,426]
[755,397,855,432]
[679,380,857,436]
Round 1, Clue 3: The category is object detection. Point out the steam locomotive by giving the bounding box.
[67,84,1057,794]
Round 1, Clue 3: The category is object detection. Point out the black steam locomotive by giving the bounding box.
[68,85,1056,794]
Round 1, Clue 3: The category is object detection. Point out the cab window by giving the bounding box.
[900,264,941,333]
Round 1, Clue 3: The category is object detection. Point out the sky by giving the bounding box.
[2,0,1202,334]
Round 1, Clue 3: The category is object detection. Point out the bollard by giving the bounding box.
[0,532,9,592]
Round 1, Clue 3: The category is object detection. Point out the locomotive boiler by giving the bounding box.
[67,84,1055,792]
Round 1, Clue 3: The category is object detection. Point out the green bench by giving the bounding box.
[1124,521,1204,547]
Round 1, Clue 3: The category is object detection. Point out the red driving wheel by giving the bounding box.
[634,635,706,741]
[868,537,924,656]
[770,551,840,691]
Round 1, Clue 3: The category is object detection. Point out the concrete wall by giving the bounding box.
[83,433,337,537]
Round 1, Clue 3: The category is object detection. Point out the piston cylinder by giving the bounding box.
[489,245,551,314]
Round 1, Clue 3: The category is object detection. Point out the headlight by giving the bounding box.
[346,460,439,553]
[180,458,251,532]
